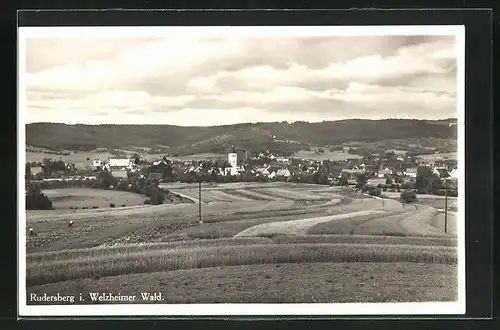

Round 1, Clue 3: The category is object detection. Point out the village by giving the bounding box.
[25,145,459,197]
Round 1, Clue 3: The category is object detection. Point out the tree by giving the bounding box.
[97,170,116,189]
[415,166,439,194]
[400,190,417,203]
[385,178,393,185]
[25,163,32,181]
[338,174,349,186]
[356,173,368,188]
[368,186,382,197]
[26,182,53,210]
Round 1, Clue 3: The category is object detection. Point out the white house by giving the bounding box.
[109,158,134,168]
[448,168,459,178]
[377,167,393,178]
[93,158,102,168]
[30,166,43,175]
[111,170,128,179]
[255,166,270,177]
[403,168,418,178]
[276,157,290,164]
[275,168,291,177]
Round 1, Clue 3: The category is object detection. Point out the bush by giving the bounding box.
[400,191,417,203]
[121,204,126,207]
[401,182,411,190]
[144,199,152,205]
[150,187,165,205]
[116,180,129,191]
[376,183,384,188]
[385,178,393,185]
[92,206,99,209]
[82,206,88,209]
[368,187,382,197]
[394,177,404,184]
[109,203,115,208]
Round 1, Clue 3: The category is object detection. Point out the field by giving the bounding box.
[293,150,362,161]
[26,149,227,169]
[418,152,458,161]
[42,188,147,209]
[25,182,459,305]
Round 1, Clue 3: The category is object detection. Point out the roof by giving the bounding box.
[404,168,418,173]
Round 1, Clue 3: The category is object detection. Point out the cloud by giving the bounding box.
[23,33,458,125]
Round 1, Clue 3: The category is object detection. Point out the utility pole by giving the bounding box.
[444,177,448,234]
[198,180,203,224]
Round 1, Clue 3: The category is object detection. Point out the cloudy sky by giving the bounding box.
[22,32,458,126]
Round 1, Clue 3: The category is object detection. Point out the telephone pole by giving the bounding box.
[444,177,448,233]
[198,180,203,224]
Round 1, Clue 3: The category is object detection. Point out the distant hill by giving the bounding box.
[26,119,458,155]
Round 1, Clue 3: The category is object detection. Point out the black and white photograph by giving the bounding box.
[18,25,465,316]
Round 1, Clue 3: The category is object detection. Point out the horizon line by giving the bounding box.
[25,117,458,127]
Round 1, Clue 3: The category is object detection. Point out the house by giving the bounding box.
[396,156,405,161]
[275,168,291,178]
[30,166,43,175]
[109,158,134,168]
[448,168,459,178]
[184,165,202,174]
[377,167,393,178]
[306,166,317,173]
[276,157,290,164]
[255,166,270,177]
[403,168,418,178]
[93,158,102,168]
[111,170,128,179]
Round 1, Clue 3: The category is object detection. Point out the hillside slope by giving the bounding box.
[26,119,457,153]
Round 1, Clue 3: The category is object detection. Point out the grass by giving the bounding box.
[43,188,146,209]
[27,237,274,263]
[271,234,457,247]
[27,243,457,286]
[307,206,451,237]
[23,181,459,305]
[235,210,389,237]
[29,233,457,264]
[27,262,458,304]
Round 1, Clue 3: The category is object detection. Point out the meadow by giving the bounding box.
[293,150,362,161]
[25,182,459,304]
[43,188,147,209]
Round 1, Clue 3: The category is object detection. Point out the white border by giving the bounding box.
[18,25,466,317]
